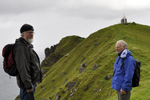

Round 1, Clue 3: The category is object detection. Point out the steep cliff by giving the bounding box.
[15,23,150,100]
[41,36,85,73]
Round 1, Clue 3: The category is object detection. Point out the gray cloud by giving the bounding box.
[1,0,150,62]
[1,0,150,21]
[0,0,57,15]
[52,4,150,21]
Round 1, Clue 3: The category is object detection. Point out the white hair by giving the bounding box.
[116,40,127,48]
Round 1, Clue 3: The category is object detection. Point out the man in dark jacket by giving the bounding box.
[112,40,136,100]
[14,24,42,100]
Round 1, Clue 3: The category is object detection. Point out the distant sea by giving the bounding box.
[0,52,44,100]
[0,62,19,100]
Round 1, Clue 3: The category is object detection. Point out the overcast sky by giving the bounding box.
[1,0,150,61]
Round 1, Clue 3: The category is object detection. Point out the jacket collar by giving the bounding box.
[119,48,131,59]
[16,37,33,49]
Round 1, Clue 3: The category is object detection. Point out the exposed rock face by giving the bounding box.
[65,81,76,90]
[41,36,85,68]
[45,48,50,58]
[82,63,87,68]
[70,88,77,97]
[45,45,57,58]
[49,97,52,100]
[55,94,61,100]
[79,67,85,73]
[79,63,87,73]
[42,54,63,67]
[93,64,99,70]
[105,74,111,80]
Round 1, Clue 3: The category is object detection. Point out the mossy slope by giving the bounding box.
[19,23,150,100]
[41,35,85,72]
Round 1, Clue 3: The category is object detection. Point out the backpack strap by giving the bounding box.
[120,55,134,69]
[120,58,125,69]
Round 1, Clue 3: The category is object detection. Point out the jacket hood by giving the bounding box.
[120,48,131,58]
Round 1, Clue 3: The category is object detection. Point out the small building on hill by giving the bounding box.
[121,15,127,24]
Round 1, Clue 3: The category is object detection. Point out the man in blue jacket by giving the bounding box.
[112,40,136,100]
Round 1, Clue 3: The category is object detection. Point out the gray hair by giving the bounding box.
[20,32,26,37]
[116,40,127,48]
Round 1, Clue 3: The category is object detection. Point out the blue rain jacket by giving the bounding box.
[112,49,136,91]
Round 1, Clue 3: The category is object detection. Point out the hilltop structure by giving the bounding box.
[121,15,127,24]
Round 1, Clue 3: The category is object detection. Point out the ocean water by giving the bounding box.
[0,63,19,100]
[0,52,44,100]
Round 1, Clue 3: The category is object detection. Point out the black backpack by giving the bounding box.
[2,43,18,76]
[121,57,141,87]
[132,59,141,87]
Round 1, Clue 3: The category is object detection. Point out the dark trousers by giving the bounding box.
[20,85,36,100]
[117,91,131,100]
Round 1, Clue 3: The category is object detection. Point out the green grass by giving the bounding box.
[41,35,84,69]
[15,23,150,100]
[36,23,150,100]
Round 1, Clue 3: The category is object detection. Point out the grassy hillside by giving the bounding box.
[16,23,150,100]
[41,36,85,73]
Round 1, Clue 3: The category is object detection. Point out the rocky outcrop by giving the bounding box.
[79,63,87,73]
[42,53,63,67]
[41,36,85,68]
[55,94,61,100]
[79,67,85,73]
[93,64,99,70]
[105,74,111,80]
[65,81,77,90]
[45,45,57,58]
